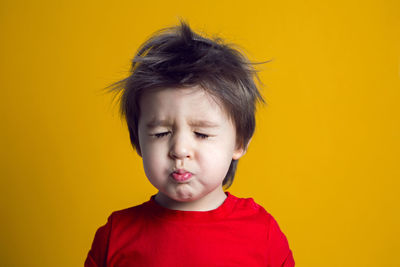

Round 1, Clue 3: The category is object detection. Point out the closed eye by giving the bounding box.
[195,132,209,139]
[153,132,170,138]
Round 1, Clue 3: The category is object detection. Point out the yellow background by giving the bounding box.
[1,0,399,266]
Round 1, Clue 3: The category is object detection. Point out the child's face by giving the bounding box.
[137,86,245,211]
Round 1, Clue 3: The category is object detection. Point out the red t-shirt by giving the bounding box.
[85,192,294,267]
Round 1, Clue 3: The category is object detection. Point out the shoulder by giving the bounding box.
[228,193,284,239]
[228,193,295,266]
[85,200,152,267]
[228,192,275,222]
[231,193,287,238]
[105,198,153,229]
[91,199,151,236]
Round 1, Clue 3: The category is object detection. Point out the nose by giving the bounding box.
[168,132,193,160]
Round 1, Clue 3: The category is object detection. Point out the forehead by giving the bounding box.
[139,86,231,121]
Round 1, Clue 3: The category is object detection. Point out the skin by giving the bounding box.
[137,86,246,211]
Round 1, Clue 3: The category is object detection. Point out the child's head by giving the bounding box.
[108,21,264,190]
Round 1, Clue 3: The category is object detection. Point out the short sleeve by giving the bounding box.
[84,213,113,267]
[266,214,295,267]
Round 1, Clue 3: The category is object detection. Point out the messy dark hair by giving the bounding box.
[106,21,265,188]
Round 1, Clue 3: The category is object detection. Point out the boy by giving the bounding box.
[85,21,294,267]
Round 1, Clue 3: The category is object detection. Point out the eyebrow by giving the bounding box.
[146,119,171,129]
[188,119,220,128]
[145,118,220,129]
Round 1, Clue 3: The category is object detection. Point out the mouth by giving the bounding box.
[171,169,193,182]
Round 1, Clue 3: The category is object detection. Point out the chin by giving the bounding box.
[173,191,196,202]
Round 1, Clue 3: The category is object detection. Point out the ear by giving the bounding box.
[232,137,252,160]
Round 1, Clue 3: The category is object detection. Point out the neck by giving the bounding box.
[155,187,227,211]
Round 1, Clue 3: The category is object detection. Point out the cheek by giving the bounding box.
[141,144,168,176]
[198,145,234,174]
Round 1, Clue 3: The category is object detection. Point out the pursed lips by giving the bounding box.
[171,169,193,182]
